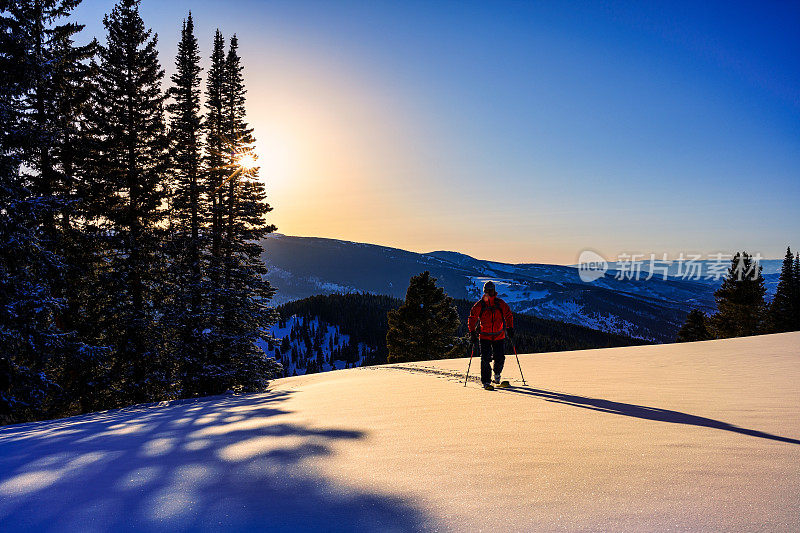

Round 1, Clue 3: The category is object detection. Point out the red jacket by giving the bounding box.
[468,296,514,340]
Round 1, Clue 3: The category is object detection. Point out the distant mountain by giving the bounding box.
[260,234,774,342]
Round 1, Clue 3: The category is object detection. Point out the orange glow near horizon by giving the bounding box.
[243,50,420,254]
[239,37,788,266]
[240,58,612,265]
[244,79,577,264]
[70,1,800,265]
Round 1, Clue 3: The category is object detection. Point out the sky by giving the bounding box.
[73,0,800,264]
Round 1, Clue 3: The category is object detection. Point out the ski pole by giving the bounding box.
[464,344,474,386]
[511,340,526,386]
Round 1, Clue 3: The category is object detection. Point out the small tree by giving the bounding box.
[794,253,800,330]
[676,309,711,342]
[386,271,460,363]
[767,247,797,333]
[709,252,767,338]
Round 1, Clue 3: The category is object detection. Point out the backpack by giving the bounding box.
[478,298,506,334]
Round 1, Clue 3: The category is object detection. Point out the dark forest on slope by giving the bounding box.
[276,293,647,366]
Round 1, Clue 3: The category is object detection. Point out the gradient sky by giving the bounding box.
[73,0,800,264]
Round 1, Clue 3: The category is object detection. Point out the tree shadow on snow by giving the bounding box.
[501,386,800,445]
[0,391,432,532]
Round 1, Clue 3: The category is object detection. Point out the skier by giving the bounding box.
[467,281,514,390]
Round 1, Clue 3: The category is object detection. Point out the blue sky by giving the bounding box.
[73,0,800,263]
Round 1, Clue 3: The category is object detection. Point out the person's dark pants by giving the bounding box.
[479,338,505,385]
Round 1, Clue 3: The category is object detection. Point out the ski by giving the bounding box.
[483,381,512,390]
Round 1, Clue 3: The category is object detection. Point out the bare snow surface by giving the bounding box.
[1,333,799,532]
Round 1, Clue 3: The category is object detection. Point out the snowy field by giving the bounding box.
[1,333,798,531]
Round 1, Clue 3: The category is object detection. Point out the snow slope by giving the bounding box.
[1,333,798,532]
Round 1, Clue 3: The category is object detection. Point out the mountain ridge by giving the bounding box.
[260,234,779,342]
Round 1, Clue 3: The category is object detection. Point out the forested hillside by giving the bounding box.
[263,293,646,375]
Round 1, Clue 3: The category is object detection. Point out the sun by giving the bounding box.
[237,153,259,171]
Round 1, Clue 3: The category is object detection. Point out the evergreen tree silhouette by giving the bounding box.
[165,12,208,394]
[767,247,797,333]
[794,253,800,330]
[386,272,460,363]
[676,309,711,342]
[710,252,766,338]
[84,0,171,403]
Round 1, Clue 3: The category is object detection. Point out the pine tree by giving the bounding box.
[766,247,797,333]
[0,158,64,423]
[1,1,50,423]
[1,0,54,422]
[794,253,800,330]
[221,34,254,286]
[676,309,711,342]
[84,0,170,404]
[709,252,767,338]
[2,2,284,421]
[13,0,78,234]
[200,33,280,393]
[30,0,99,415]
[47,20,97,336]
[202,29,227,369]
[165,12,206,394]
[0,0,100,422]
[386,271,461,363]
[204,29,226,263]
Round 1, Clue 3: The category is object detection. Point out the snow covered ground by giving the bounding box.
[1,333,798,531]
